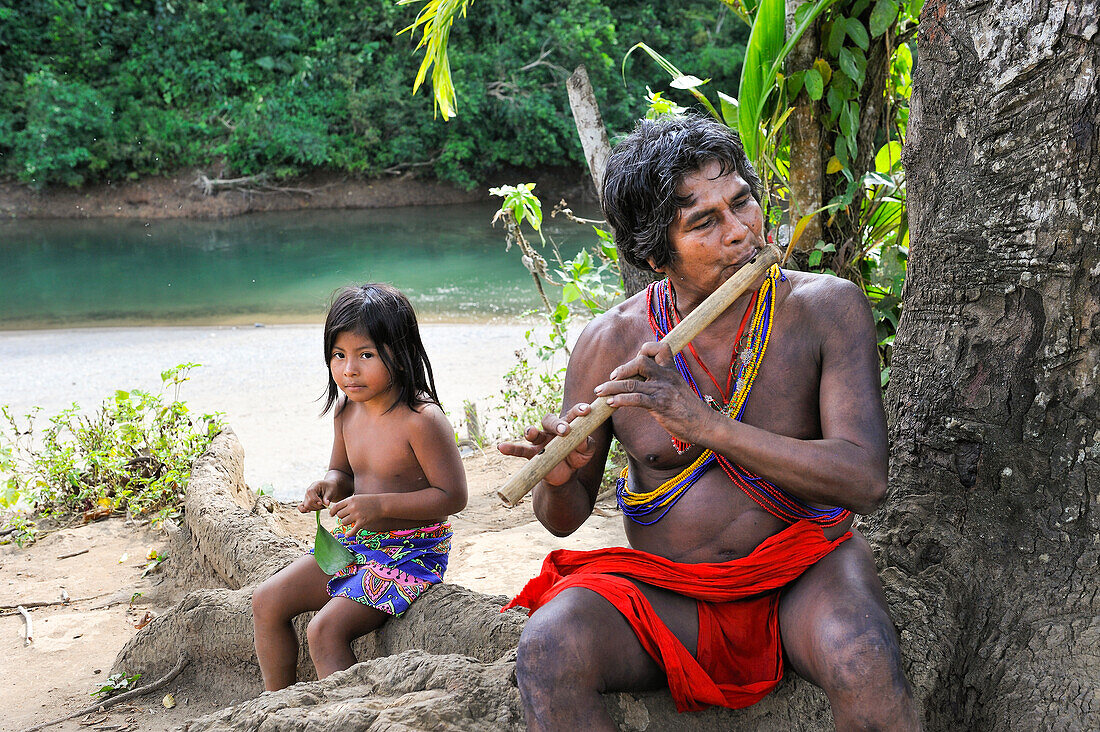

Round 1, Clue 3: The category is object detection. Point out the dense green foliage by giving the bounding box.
[0,0,748,189]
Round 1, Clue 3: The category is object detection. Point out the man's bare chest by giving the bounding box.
[611,323,823,469]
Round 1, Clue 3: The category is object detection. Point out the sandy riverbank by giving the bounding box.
[0,321,552,502]
[0,322,631,731]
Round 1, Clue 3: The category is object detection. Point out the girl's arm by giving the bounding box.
[390,405,468,519]
[298,406,355,512]
[330,405,467,530]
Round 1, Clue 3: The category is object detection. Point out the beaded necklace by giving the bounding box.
[671,285,756,404]
[618,264,851,528]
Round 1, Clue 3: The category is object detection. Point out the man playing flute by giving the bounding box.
[499,114,920,730]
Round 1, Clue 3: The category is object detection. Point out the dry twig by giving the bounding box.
[18,605,32,645]
[20,655,189,732]
[0,592,108,615]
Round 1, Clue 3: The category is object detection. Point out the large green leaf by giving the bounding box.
[804,68,825,100]
[870,0,900,37]
[738,0,838,165]
[314,510,356,575]
[875,140,904,172]
[844,17,870,50]
[737,0,786,162]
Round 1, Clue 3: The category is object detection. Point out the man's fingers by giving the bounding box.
[539,414,570,436]
[563,402,591,421]
[595,375,653,400]
[650,342,675,367]
[497,441,542,460]
[604,391,653,409]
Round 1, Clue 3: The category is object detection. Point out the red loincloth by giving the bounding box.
[503,520,851,712]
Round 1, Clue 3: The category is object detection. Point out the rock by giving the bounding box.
[180,650,524,732]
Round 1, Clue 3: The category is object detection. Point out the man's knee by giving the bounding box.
[516,591,606,692]
[812,605,908,697]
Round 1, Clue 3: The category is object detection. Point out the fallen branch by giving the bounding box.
[193,173,269,196]
[381,157,439,175]
[0,592,108,615]
[20,655,189,732]
[57,548,89,560]
[193,173,335,197]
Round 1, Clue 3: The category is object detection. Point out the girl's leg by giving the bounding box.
[251,555,333,691]
[306,596,390,679]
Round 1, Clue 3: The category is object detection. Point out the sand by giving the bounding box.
[0,322,547,502]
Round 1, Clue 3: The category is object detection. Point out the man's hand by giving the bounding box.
[594,341,716,445]
[298,478,344,513]
[328,494,384,536]
[498,403,599,488]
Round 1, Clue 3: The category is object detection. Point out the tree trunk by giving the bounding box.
[566,64,659,297]
[786,1,824,249]
[871,0,1100,728]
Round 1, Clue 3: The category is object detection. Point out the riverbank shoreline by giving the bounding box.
[0,322,557,502]
[0,167,595,220]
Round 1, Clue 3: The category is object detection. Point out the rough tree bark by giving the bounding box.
[870,0,1100,729]
[566,64,660,297]
[786,0,824,249]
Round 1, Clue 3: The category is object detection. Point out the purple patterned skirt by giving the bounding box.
[315,521,452,616]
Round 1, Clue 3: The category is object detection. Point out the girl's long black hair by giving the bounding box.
[320,283,440,416]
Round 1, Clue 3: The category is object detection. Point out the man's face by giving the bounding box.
[652,160,765,296]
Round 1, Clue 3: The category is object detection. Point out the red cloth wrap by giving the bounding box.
[503,520,851,712]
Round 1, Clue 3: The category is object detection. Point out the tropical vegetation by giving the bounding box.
[0,0,748,190]
[0,364,223,545]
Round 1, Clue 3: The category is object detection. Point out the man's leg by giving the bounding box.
[515,580,698,732]
[779,528,921,731]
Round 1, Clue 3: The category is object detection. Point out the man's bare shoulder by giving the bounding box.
[573,289,651,361]
[783,269,872,329]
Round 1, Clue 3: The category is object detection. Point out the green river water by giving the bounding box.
[0,202,597,328]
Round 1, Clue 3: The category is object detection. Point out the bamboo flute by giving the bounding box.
[497,244,781,507]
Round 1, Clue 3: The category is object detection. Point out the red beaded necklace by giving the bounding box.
[666,284,758,404]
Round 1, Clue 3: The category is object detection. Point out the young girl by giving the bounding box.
[251,283,468,691]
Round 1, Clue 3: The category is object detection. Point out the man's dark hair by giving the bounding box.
[601,114,763,273]
[321,283,440,416]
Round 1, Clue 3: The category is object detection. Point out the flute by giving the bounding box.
[497,244,781,507]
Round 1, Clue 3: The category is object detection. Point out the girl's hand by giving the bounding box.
[328,494,383,536]
[593,341,717,446]
[497,402,598,488]
[298,479,342,513]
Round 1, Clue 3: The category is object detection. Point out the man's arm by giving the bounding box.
[498,315,622,536]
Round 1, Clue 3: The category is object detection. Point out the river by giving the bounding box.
[0,202,601,328]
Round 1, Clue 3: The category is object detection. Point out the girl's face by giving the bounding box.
[329,330,394,407]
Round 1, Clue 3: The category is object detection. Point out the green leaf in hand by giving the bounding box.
[314,511,356,575]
